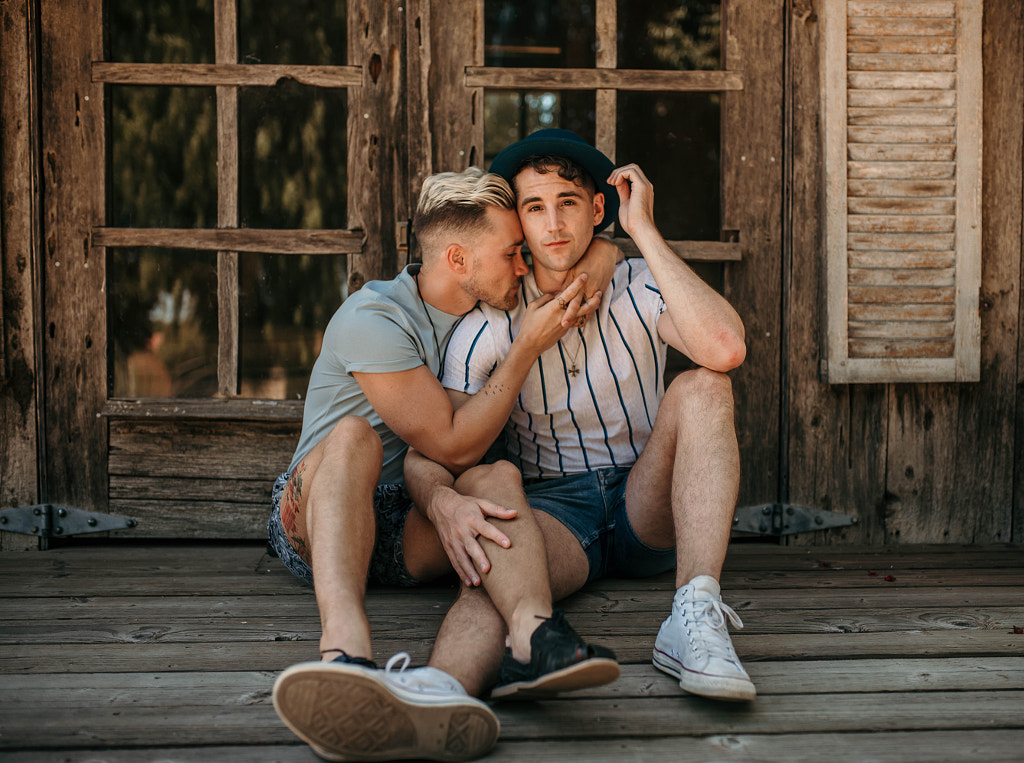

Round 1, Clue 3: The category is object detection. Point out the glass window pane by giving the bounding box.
[108,0,215,64]
[485,2,596,68]
[238,82,348,229]
[617,92,720,241]
[238,253,347,400]
[484,91,596,166]
[109,86,217,228]
[109,249,218,398]
[237,0,347,65]
[618,0,721,71]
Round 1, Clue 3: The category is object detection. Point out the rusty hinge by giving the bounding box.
[733,503,857,536]
[0,504,137,538]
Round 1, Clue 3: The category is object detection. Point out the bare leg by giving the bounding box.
[285,416,384,662]
[427,461,597,696]
[625,368,740,586]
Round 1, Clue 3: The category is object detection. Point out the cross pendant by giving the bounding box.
[568,365,579,378]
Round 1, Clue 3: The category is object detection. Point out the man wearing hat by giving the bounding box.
[270,166,624,763]
[419,128,755,703]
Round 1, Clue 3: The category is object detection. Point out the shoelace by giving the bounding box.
[384,652,461,694]
[681,595,745,662]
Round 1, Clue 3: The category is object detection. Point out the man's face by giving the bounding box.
[462,206,528,310]
[513,166,604,277]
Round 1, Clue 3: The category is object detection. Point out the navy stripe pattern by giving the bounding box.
[441,260,667,480]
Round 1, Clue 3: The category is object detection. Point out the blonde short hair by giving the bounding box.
[413,167,516,255]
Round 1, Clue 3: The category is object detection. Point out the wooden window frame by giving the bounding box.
[463,0,745,264]
[94,0,368,408]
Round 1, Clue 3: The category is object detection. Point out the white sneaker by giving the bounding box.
[652,575,756,701]
[273,652,499,761]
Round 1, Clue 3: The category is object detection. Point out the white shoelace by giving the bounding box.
[384,652,462,694]
[681,596,745,662]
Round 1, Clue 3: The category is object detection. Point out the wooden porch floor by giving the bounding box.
[1,541,1023,761]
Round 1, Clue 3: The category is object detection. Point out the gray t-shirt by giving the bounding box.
[288,264,462,484]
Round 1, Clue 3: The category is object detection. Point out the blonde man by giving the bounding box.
[271,167,617,762]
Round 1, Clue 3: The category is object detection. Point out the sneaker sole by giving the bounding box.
[273,662,499,762]
[652,648,756,702]
[491,657,620,700]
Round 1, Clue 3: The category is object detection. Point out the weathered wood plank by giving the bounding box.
[91,62,363,87]
[3,658,1023,705]
[848,71,955,90]
[465,67,743,92]
[847,54,956,72]
[848,88,956,108]
[847,215,954,233]
[346,0,402,291]
[721,0,784,513]
[611,239,741,263]
[847,125,956,144]
[847,267,954,287]
[850,338,954,358]
[848,178,956,196]
[5,604,1022,646]
[847,36,957,55]
[848,302,954,321]
[847,197,955,215]
[847,107,955,126]
[6,731,1024,763]
[0,0,41,551]
[847,231,955,250]
[103,398,304,420]
[848,161,955,179]
[848,1,956,18]
[847,18,957,37]
[92,228,364,254]
[2,690,1022,749]
[38,0,107,516]
[849,320,954,339]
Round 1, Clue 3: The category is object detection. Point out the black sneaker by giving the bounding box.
[490,609,620,699]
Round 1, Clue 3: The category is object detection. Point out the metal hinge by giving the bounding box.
[0,504,137,538]
[733,503,857,536]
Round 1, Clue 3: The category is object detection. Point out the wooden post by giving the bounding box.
[1,0,42,550]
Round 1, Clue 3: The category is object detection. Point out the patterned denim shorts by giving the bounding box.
[267,471,418,588]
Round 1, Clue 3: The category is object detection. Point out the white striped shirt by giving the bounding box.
[442,259,667,480]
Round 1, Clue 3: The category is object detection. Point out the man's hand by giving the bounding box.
[566,236,622,313]
[517,273,602,354]
[608,164,656,238]
[428,484,517,587]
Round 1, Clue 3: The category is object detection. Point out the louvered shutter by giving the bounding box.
[822,0,981,383]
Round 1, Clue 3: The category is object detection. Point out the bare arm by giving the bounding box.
[404,445,515,587]
[607,164,746,372]
[356,274,602,475]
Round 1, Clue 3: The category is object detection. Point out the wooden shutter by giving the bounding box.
[822,0,981,383]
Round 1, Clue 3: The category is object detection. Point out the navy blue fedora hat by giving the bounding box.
[489,128,618,233]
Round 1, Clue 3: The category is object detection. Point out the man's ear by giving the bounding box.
[591,192,606,227]
[445,243,467,273]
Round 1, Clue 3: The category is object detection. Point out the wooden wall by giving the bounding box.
[785,0,1024,545]
[2,0,1023,548]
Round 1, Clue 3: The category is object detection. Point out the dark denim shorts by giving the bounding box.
[524,466,676,583]
[267,471,418,588]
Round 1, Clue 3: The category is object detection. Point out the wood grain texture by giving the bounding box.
[37,0,108,515]
[721,0,785,511]
[0,543,1022,758]
[0,0,41,551]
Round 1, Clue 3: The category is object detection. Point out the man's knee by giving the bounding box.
[454,459,523,499]
[321,415,383,466]
[665,367,735,415]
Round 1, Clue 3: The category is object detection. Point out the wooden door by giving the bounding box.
[19,0,782,543]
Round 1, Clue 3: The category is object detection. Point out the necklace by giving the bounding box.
[414,273,442,377]
[561,329,584,378]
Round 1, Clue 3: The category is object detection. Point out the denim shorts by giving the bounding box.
[524,466,676,583]
[267,471,418,588]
